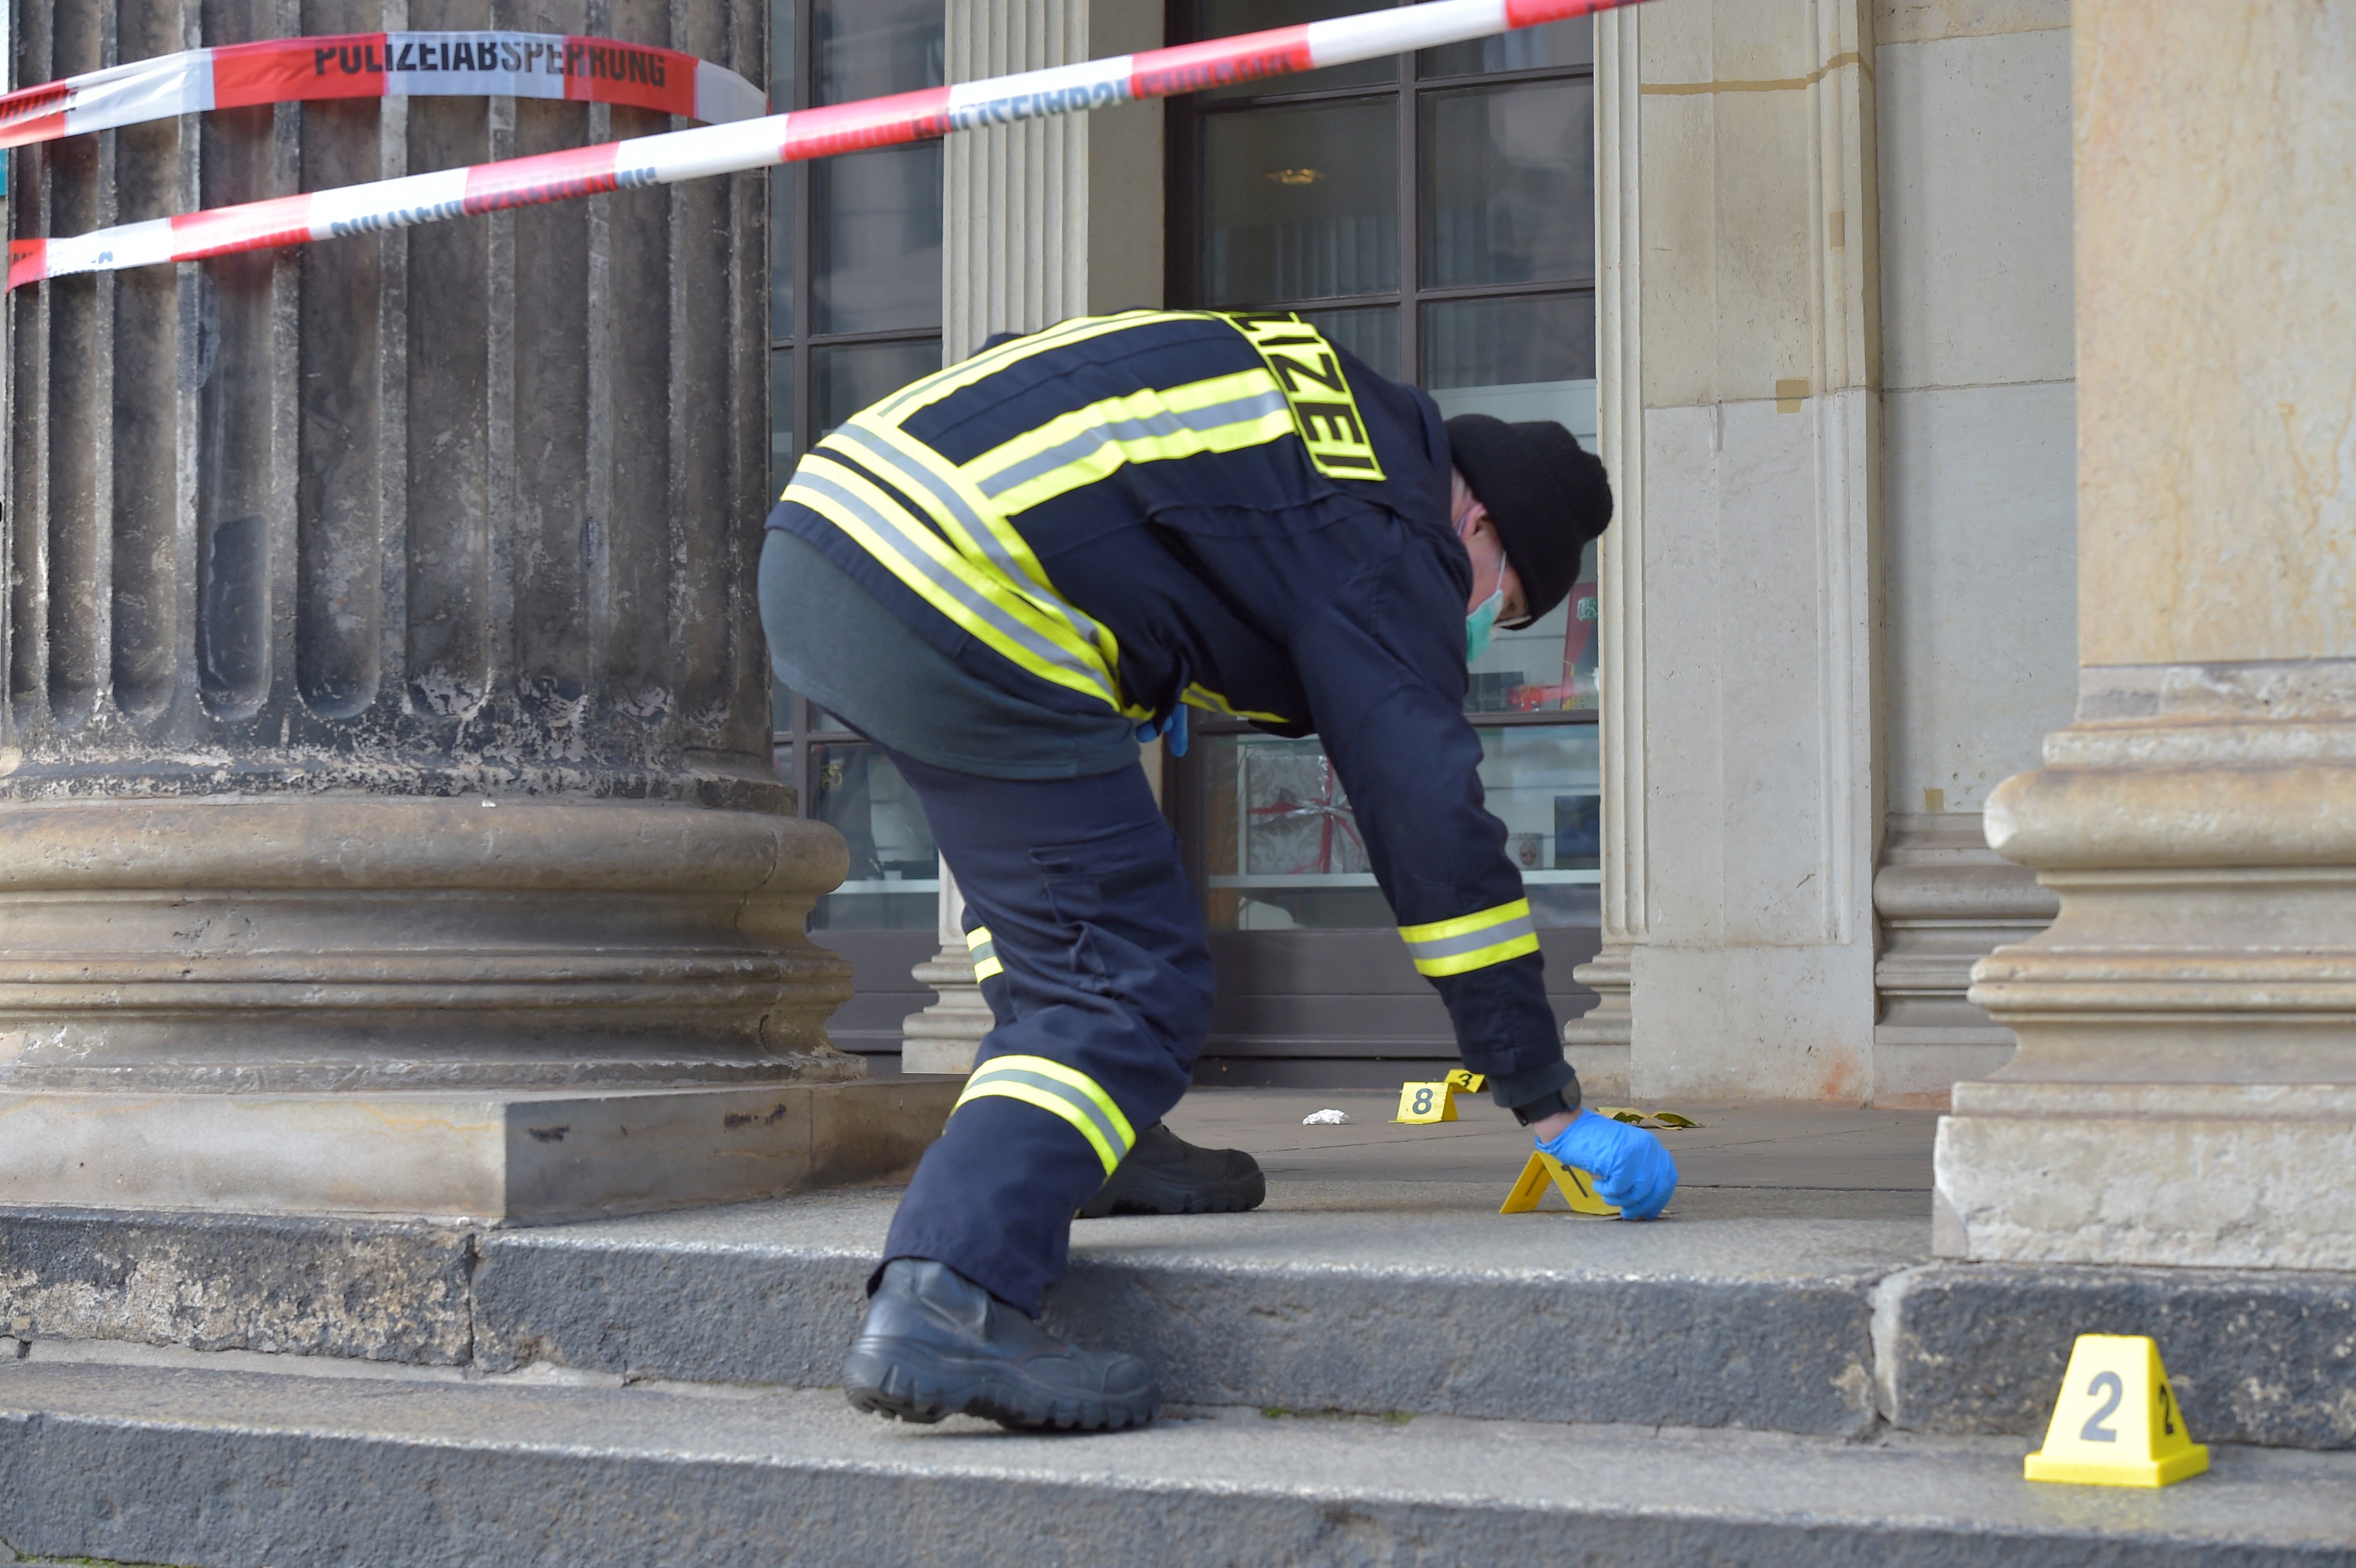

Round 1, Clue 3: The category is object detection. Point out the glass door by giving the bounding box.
[1167,1,1602,1082]
[769,0,948,1059]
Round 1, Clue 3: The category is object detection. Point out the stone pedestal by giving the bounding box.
[0,0,949,1220]
[1937,3,2356,1268]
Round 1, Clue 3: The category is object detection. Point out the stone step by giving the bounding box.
[472,1187,1918,1438]
[6,1185,2351,1450]
[472,1185,2356,1449]
[0,1360,2348,1568]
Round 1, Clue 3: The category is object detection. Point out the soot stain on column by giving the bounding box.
[199,514,268,708]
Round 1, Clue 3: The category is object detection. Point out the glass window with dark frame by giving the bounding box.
[1167,0,1600,936]
[768,0,947,933]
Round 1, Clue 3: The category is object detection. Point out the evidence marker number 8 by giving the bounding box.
[1394,1070,1481,1123]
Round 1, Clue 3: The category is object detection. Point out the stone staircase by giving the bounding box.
[5,1361,2350,1568]
[2,1179,2352,1565]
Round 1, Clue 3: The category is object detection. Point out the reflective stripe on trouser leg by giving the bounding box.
[876,751,1209,1314]
[954,1054,1136,1176]
[1397,898,1540,977]
[966,924,1003,981]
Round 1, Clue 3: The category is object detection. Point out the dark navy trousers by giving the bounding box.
[880,750,1214,1314]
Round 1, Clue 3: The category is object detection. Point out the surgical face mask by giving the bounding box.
[1453,490,1506,662]
[1465,581,1505,662]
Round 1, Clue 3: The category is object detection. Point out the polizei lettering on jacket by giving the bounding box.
[1222,312,1386,481]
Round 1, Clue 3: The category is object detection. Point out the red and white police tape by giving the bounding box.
[5,0,1647,294]
[0,32,766,151]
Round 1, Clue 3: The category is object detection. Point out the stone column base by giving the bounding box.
[901,859,992,1077]
[1935,1081,2356,1270]
[0,796,860,1089]
[901,953,992,1077]
[1871,813,2053,1106]
[1561,943,1633,1099]
[0,1078,960,1224]
[1950,661,2356,1269]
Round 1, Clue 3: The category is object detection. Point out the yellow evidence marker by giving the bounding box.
[2023,1334,2209,1488]
[1499,1150,1619,1216]
[1393,1071,1489,1122]
[1392,1080,1458,1122]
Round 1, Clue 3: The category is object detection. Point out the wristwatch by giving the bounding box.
[1511,1088,1574,1127]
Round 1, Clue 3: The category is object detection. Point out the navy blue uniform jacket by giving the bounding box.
[766,310,1565,1089]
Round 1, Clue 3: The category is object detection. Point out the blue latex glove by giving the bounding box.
[1538,1109,1678,1220]
[1133,704,1189,757]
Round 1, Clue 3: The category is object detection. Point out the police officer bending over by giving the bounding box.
[760,308,1677,1433]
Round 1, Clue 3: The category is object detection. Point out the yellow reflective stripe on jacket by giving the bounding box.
[1397,898,1539,978]
[1221,312,1386,482]
[872,312,1169,424]
[781,452,1127,714]
[1181,682,1291,726]
[839,417,1060,599]
[954,1054,1136,1175]
[966,925,1003,981]
[781,309,1373,725]
[965,370,1295,518]
[831,416,1124,682]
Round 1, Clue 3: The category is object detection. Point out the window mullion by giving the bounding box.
[790,692,813,820]
[1397,58,1418,384]
[1416,279,1599,303]
[793,0,816,470]
[805,327,948,347]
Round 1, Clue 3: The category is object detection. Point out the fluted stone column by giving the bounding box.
[0,0,947,1222]
[901,0,1162,1067]
[1560,6,1642,1101]
[1939,1,2356,1268]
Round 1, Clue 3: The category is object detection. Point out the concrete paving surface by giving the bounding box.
[1160,1086,1939,1218]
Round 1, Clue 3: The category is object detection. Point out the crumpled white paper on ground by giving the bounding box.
[1301,1108,1351,1126]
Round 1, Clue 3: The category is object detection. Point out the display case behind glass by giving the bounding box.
[807,740,941,931]
[1187,728,1601,932]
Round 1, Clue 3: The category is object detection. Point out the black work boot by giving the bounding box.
[1077,1122,1266,1218]
[843,1258,1160,1432]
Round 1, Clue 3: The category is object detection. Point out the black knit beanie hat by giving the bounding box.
[1444,414,1614,626]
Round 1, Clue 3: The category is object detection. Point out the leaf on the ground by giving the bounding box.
[1591,1105,1703,1130]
